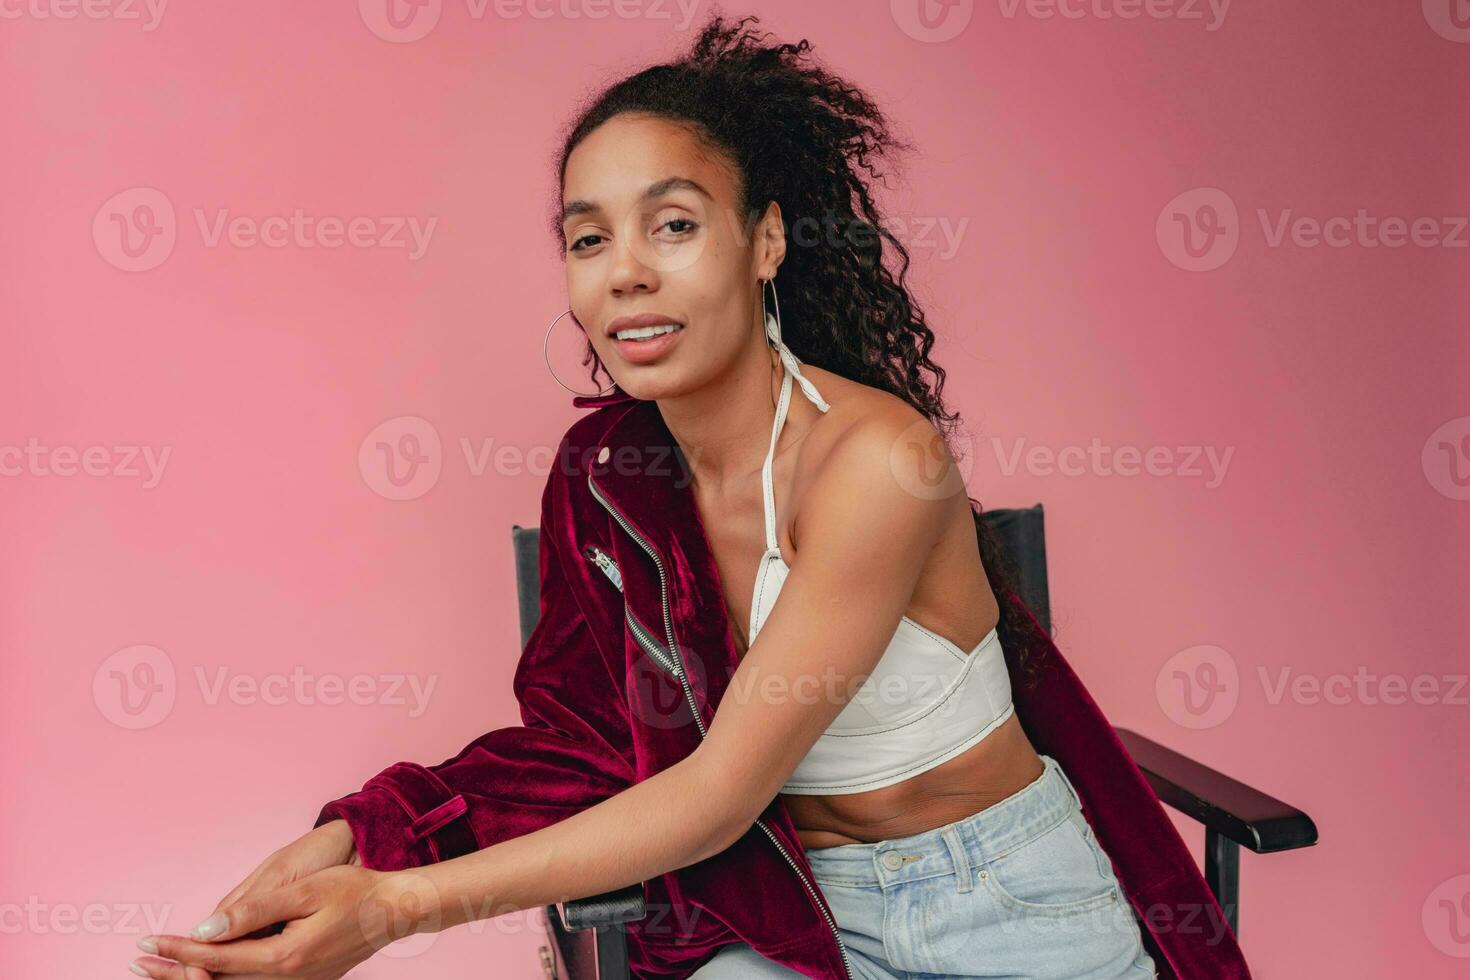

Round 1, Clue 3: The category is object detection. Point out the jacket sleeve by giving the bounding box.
[310,463,635,871]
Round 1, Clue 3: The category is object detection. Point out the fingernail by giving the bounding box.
[129,961,150,977]
[135,935,158,954]
[190,912,228,940]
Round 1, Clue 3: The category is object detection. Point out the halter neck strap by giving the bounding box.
[764,310,831,414]
[760,310,829,552]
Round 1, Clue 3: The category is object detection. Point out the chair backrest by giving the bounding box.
[510,504,1051,648]
[978,504,1052,634]
[510,524,543,649]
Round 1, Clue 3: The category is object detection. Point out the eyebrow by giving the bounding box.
[560,176,713,226]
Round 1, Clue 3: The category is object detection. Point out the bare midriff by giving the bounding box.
[779,710,1045,850]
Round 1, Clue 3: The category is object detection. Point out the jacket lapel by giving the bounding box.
[578,395,742,727]
[576,394,823,857]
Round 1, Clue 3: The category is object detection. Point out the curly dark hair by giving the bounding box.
[547,8,1049,687]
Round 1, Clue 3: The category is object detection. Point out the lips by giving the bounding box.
[605,312,685,338]
[606,314,686,365]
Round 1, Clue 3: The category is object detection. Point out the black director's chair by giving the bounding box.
[510,505,1318,980]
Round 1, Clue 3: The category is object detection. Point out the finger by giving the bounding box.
[192,882,314,943]
[214,863,277,922]
[143,933,289,975]
[128,955,226,980]
[134,938,216,980]
[215,867,266,913]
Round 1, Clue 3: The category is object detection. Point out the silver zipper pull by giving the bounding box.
[581,544,623,592]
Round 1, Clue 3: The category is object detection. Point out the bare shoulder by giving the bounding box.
[802,366,963,489]
[793,368,968,545]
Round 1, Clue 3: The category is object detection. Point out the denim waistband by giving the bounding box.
[801,754,1082,887]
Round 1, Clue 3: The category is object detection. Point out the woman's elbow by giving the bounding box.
[681,751,771,862]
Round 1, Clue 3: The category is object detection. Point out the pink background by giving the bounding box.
[3,2,1467,976]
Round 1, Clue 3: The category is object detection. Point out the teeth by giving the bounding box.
[614,323,682,341]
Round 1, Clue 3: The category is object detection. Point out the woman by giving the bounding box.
[130,13,1164,979]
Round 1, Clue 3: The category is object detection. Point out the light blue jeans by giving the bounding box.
[692,755,1158,979]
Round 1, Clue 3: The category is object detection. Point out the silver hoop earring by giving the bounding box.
[760,277,783,345]
[543,308,617,397]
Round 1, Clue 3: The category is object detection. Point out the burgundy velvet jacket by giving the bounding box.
[314,387,1253,980]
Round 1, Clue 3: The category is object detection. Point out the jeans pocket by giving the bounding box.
[978,809,1122,919]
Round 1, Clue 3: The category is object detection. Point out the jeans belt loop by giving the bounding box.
[941,825,974,893]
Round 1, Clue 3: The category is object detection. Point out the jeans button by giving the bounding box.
[880,851,904,871]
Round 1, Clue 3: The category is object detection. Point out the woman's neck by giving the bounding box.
[657,341,786,494]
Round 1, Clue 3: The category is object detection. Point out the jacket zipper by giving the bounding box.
[582,544,624,592]
[583,544,683,678]
[587,473,854,980]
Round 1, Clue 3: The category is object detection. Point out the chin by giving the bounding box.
[613,372,686,402]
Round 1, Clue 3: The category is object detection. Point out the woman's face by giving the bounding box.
[560,113,779,401]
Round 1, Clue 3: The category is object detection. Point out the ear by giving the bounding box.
[753,199,786,278]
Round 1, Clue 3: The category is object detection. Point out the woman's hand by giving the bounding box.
[216,820,360,915]
[130,821,360,979]
[130,864,432,979]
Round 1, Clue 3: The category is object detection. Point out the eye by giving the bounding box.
[569,232,604,253]
[660,217,698,236]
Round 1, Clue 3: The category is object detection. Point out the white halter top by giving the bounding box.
[751,311,1015,795]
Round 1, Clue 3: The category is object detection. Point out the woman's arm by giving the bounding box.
[141,408,959,971]
[403,407,960,931]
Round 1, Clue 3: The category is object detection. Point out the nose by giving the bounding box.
[607,219,661,295]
